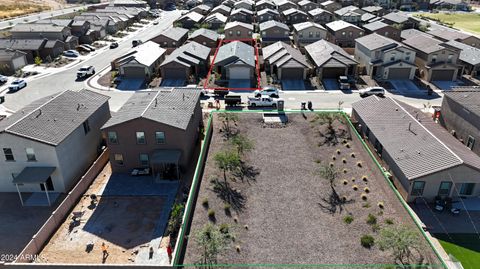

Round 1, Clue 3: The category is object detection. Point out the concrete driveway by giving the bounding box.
[389,80,422,94]
[322,79,339,90]
[433,80,464,90]
[281,80,305,91]
[116,78,145,91]
[160,79,186,87]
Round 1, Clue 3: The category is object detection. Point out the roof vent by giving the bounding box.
[35,109,42,118]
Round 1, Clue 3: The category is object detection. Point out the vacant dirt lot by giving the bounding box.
[0,0,65,19]
[183,112,442,267]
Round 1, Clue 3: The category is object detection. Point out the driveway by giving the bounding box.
[160,79,186,87]
[281,80,305,91]
[322,79,339,90]
[389,80,422,94]
[116,78,146,91]
[433,80,464,91]
[228,79,251,89]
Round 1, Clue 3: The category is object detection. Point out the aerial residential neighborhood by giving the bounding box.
[0,0,480,268]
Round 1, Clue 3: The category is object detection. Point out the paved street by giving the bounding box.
[1,10,182,112]
[0,8,443,113]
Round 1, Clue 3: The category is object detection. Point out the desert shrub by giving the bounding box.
[361,193,368,200]
[219,223,229,234]
[329,162,334,167]
[332,155,336,161]
[336,149,341,155]
[367,214,377,225]
[345,143,351,148]
[343,215,354,224]
[364,187,370,193]
[357,161,362,167]
[343,168,348,174]
[372,223,381,233]
[342,158,347,164]
[352,185,358,191]
[208,209,215,218]
[343,180,348,185]
[363,202,371,208]
[224,203,231,211]
[362,175,368,182]
[351,152,356,158]
[202,198,209,207]
[361,235,375,248]
[378,202,384,209]
[385,218,394,225]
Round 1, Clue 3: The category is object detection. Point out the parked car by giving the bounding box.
[359,86,386,97]
[248,95,281,108]
[110,42,119,49]
[132,40,142,47]
[83,44,96,51]
[0,75,7,84]
[338,76,350,90]
[63,50,80,57]
[254,86,279,98]
[77,66,95,79]
[76,45,92,52]
[8,79,27,92]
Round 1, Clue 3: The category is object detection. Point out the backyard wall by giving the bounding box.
[172,113,214,266]
[11,149,110,264]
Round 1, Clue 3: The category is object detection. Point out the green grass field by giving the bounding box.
[434,233,480,269]
[417,13,480,35]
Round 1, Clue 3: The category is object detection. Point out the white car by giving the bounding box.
[63,50,80,57]
[359,86,386,97]
[77,66,95,79]
[8,79,27,92]
[254,86,279,98]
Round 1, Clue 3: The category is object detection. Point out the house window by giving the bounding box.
[405,56,410,61]
[285,31,289,36]
[26,148,36,161]
[459,183,475,196]
[172,41,176,46]
[390,53,396,62]
[3,148,14,161]
[269,15,272,19]
[83,120,90,134]
[139,154,149,166]
[385,31,389,36]
[447,54,453,63]
[163,41,168,46]
[203,42,207,45]
[349,31,353,37]
[299,32,303,38]
[136,132,146,144]
[411,181,425,196]
[309,31,313,38]
[108,131,118,144]
[155,131,166,144]
[262,31,266,36]
[248,31,252,35]
[40,177,54,191]
[432,54,437,63]
[237,30,241,36]
[342,31,346,36]
[114,153,124,165]
[316,31,320,37]
[438,181,452,196]
[466,135,475,150]
[229,30,233,36]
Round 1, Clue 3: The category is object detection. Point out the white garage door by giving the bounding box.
[229,66,250,80]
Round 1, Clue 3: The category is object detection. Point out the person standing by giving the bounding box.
[101,242,109,263]
[166,244,173,263]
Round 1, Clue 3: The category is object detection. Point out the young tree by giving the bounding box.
[194,224,231,267]
[214,150,241,182]
[167,203,185,236]
[231,134,254,156]
[377,225,420,265]
[218,112,239,139]
[34,56,42,66]
[319,164,338,187]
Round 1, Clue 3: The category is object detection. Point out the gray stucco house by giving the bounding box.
[352,96,480,202]
[440,89,480,156]
[0,90,110,202]
[101,89,202,179]
[0,49,28,75]
[262,41,311,81]
[214,41,255,82]
[115,41,167,79]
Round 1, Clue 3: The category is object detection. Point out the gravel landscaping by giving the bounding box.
[182,112,442,267]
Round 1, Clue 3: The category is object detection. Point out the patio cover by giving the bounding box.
[12,167,56,184]
[151,150,181,164]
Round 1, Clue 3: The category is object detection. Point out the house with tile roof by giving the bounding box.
[305,39,358,79]
[352,96,480,202]
[151,27,189,53]
[214,41,255,84]
[440,89,480,156]
[113,41,167,79]
[0,90,110,199]
[101,88,202,178]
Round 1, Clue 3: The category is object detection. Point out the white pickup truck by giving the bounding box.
[247,95,282,108]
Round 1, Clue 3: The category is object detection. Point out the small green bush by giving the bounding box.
[363,202,371,208]
[378,202,384,209]
[343,168,348,174]
[385,218,394,225]
[207,209,215,218]
[361,234,375,248]
[357,161,362,168]
[202,198,209,207]
[219,223,229,234]
[224,203,231,211]
[332,155,336,161]
[336,149,341,155]
[366,214,377,225]
[343,215,354,224]
[342,158,347,164]
[343,179,348,185]
[361,193,368,200]
[351,152,356,158]
[371,223,380,233]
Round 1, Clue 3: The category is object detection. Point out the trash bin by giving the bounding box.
[277,100,284,111]
[301,102,306,110]
[307,101,312,110]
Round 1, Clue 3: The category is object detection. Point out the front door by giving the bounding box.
[40,177,54,191]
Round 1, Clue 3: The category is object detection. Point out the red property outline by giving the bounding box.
[203,38,262,92]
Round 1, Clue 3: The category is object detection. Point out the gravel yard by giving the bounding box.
[183,112,442,267]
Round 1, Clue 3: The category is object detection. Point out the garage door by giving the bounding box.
[322,67,346,78]
[229,66,250,80]
[163,68,186,80]
[123,66,146,78]
[281,68,304,80]
[388,68,411,79]
[431,69,455,81]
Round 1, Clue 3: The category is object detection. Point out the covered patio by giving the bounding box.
[151,150,181,181]
[13,167,59,207]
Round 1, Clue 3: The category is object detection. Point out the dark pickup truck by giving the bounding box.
[225,95,242,106]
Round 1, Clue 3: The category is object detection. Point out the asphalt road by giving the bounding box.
[1,8,443,112]
[2,10,182,112]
